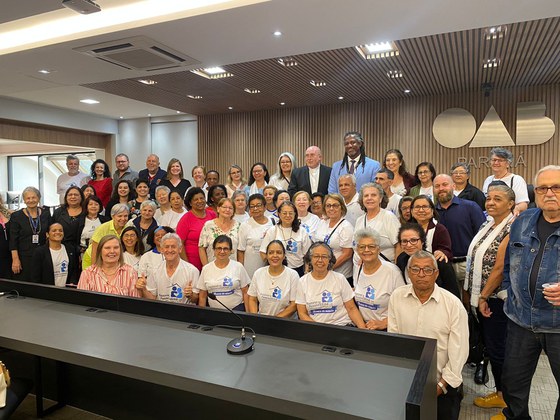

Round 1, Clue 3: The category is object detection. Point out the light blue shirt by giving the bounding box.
[328,156,382,193]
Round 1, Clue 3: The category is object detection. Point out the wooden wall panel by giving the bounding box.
[198,85,560,189]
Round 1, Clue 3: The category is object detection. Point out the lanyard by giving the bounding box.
[26,208,41,235]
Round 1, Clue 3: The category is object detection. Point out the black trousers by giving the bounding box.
[478,297,508,391]
[438,384,463,420]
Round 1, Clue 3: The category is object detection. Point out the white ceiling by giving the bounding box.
[1,0,560,119]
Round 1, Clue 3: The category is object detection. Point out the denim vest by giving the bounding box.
[504,208,560,332]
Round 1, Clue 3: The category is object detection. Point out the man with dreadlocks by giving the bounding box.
[328,131,381,194]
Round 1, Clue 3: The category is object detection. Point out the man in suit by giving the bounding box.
[328,131,381,193]
[288,146,332,197]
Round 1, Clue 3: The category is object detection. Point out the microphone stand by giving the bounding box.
[207,292,255,355]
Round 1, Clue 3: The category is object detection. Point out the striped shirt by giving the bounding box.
[78,264,141,298]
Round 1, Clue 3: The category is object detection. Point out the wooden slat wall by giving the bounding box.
[198,84,560,189]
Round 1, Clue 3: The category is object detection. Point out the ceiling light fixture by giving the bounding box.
[483,58,501,68]
[38,69,52,74]
[191,67,233,80]
[187,95,202,100]
[310,80,326,87]
[148,114,152,117]
[355,41,399,60]
[277,57,298,67]
[80,99,99,104]
[228,106,233,110]
[386,70,403,79]
[338,96,344,100]
[62,0,101,15]
[404,89,411,93]
[273,31,282,37]
[119,116,124,119]
[138,79,157,85]
[244,88,261,94]
[484,25,507,40]
[280,102,285,106]
[176,111,181,114]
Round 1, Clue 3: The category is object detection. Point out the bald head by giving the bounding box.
[305,146,322,169]
[434,174,455,205]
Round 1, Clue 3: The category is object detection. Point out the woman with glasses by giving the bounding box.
[313,194,354,285]
[395,223,460,298]
[269,152,296,191]
[247,240,299,317]
[120,226,144,274]
[153,185,171,224]
[355,183,400,262]
[293,191,321,239]
[199,198,241,266]
[296,242,366,328]
[247,162,270,195]
[353,228,404,330]
[260,201,312,276]
[465,182,515,411]
[225,165,248,198]
[232,190,250,223]
[409,162,437,204]
[237,194,273,277]
[410,195,453,262]
[450,163,486,211]
[482,147,529,215]
[195,235,250,311]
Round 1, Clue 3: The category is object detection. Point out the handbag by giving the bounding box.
[0,360,10,408]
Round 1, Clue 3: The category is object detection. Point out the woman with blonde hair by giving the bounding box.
[225,165,248,198]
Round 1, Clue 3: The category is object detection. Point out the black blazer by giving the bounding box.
[31,243,80,286]
[288,164,332,197]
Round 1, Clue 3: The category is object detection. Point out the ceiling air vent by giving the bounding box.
[74,36,200,71]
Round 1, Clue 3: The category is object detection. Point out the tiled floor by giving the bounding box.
[461,353,557,420]
[9,353,558,419]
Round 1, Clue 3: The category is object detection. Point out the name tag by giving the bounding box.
[32,234,39,244]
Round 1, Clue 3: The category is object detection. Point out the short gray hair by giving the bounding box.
[161,232,182,248]
[338,173,357,186]
[406,250,438,270]
[155,185,171,196]
[140,200,158,211]
[22,186,41,200]
[66,155,79,162]
[353,228,380,249]
[490,147,513,165]
[232,190,248,201]
[534,165,560,185]
[450,162,470,175]
[110,203,130,217]
[358,182,386,211]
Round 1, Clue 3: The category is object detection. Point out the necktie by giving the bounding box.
[349,160,356,174]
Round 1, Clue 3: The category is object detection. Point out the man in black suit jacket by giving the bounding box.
[288,146,332,197]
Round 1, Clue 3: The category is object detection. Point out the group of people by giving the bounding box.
[1,132,558,420]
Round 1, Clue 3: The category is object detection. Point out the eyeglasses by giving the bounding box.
[417,170,431,175]
[357,244,378,251]
[325,203,341,209]
[535,185,560,195]
[312,255,330,260]
[249,204,263,210]
[400,238,420,246]
[408,266,436,275]
[215,247,231,252]
[122,234,137,239]
[280,212,295,216]
[412,205,431,211]
[490,158,507,164]
[451,171,468,176]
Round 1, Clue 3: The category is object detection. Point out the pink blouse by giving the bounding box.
[78,264,141,297]
[176,209,216,271]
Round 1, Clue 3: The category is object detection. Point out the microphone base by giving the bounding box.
[227,337,254,355]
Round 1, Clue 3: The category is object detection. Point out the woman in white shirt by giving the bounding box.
[247,162,270,195]
[159,190,187,230]
[138,226,173,278]
[313,194,354,284]
[237,194,273,277]
[296,242,366,328]
[355,183,400,262]
[153,185,171,224]
[232,190,250,223]
[260,201,312,276]
[293,191,320,239]
[353,228,404,330]
[248,240,299,317]
[120,226,144,275]
[196,235,250,311]
[269,152,296,191]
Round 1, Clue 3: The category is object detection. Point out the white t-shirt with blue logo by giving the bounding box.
[195,260,250,309]
[248,266,299,316]
[299,213,321,240]
[260,226,312,269]
[296,271,354,326]
[353,260,404,322]
[238,217,273,277]
[147,259,199,304]
[50,247,69,287]
[313,219,354,279]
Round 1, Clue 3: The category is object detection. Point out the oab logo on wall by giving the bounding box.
[433,102,556,149]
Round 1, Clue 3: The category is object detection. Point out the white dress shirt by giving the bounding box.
[309,165,320,194]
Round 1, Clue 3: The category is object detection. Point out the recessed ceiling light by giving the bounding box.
[386,70,403,79]
[187,95,203,100]
[228,106,234,110]
[80,99,99,104]
[484,25,506,40]
[119,116,124,119]
[148,114,151,117]
[244,88,261,94]
[483,58,500,68]
[404,89,411,93]
[138,79,157,85]
[310,80,327,87]
[176,111,181,114]
[356,41,399,60]
[338,96,344,100]
[277,57,298,67]
[191,67,233,79]
[280,102,286,106]
[38,69,52,74]
[273,31,282,37]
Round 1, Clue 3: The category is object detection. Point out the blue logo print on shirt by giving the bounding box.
[171,284,183,299]
[223,277,233,287]
[365,286,375,300]
[322,291,333,303]
[272,286,282,300]
[286,240,298,254]
[60,260,68,273]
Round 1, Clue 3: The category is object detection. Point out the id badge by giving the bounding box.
[32,234,39,244]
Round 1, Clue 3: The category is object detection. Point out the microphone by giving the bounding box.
[207,292,254,355]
